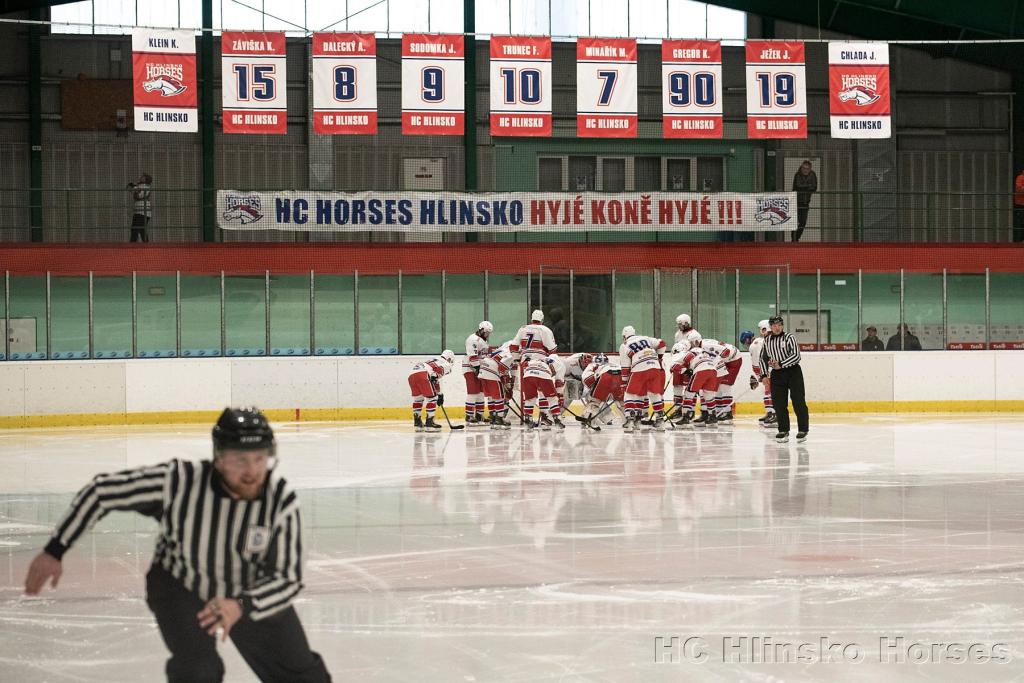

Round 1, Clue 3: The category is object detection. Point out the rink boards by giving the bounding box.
[0,351,1023,427]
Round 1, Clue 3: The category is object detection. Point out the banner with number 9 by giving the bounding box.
[402,34,465,136]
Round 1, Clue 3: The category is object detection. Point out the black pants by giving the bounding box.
[769,364,809,434]
[1014,206,1024,243]
[145,565,331,683]
[131,214,149,242]
[793,205,809,241]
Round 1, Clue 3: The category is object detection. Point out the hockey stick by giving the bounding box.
[439,404,465,430]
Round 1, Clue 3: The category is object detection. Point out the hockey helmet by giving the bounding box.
[578,353,594,368]
[441,349,455,364]
[739,330,755,346]
[478,320,493,335]
[673,340,692,355]
[758,319,770,332]
[676,313,691,328]
[212,407,275,453]
[685,329,702,344]
[531,309,544,323]
[593,353,609,365]
[621,325,636,339]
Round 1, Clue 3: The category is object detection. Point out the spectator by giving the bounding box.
[886,323,922,351]
[861,326,884,351]
[791,160,817,242]
[1015,169,1024,242]
[129,173,152,243]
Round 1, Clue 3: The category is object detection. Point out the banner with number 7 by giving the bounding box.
[745,40,807,139]
[402,34,465,136]
[577,37,637,138]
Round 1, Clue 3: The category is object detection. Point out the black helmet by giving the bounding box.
[212,407,275,453]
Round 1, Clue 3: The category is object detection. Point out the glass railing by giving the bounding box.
[2,268,1021,361]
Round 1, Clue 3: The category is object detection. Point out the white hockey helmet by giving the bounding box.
[441,349,455,364]
[685,329,702,345]
[621,325,636,339]
[671,341,688,354]
[531,309,544,323]
[593,353,609,365]
[478,320,493,334]
[676,313,691,327]
[758,319,770,332]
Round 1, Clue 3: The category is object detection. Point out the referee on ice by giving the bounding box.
[24,407,332,683]
[758,316,809,442]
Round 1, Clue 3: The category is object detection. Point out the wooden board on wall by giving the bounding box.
[60,78,133,131]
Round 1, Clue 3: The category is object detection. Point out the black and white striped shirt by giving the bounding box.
[44,459,303,621]
[758,331,802,376]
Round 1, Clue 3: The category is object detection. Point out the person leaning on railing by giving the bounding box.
[129,173,153,243]
[1014,169,1024,242]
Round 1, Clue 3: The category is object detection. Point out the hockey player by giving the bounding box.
[670,337,719,427]
[674,314,696,345]
[408,349,455,431]
[742,319,776,426]
[463,321,493,426]
[511,309,557,361]
[521,354,563,429]
[479,342,517,429]
[707,338,743,421]
[667,341,692,420]
[581,354,624,429]
[564,352,594,381]
[619,326,667,432]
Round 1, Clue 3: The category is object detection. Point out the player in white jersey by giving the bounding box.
[706,339,743,421]
[563,353,593,380]
[580,354,624,429]
[667,341,691,419]
[741,319,776,425]
[408,349,455,431]
[463,321,493,426]
[673,314,697,346]
[479,342,517,429]
[511,310,557,362]
[618,326,667,432]
[669,338,718,427]
[521,355,563,429]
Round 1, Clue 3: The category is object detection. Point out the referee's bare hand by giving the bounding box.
[197,597,242,641]
[769,360,782,369]
[24,551,62,595]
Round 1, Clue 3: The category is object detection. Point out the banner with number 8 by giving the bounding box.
[221,31,287,134]
[402,34,465,136]
[745,40,807,139]
[312,33,377,135]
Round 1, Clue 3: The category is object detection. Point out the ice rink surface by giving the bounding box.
[2,414,1024,681]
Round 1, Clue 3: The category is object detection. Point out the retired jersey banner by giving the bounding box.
[829,42,891,138]
[218,190,798,232]
[745,41,807,139]
[489,36,552,137]
[662,40,722,139]
[221,31,287,134]
[402,34,465,135]
[577,38,637,138]
[312,33,377,135]
[131,29,197,132]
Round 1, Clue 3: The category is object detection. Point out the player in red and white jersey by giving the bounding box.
[580,354,624,430]
[618,326,667,432]
[463,321,493,426]
[667,341,691,420]
[742,320,776,426]
[479,342,517,430]
[408,349,455,431]
[704,338,742,421]
[674,314,697,346]
[520,355,563,430]
[669,338,718,427]
[563,353,593,381]
[511,309,556,362]
[549,354,567,414]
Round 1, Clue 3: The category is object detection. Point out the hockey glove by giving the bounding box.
[749,375,759,390]
[436,393,445,406]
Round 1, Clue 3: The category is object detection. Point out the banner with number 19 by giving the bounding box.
[745,40,807,139]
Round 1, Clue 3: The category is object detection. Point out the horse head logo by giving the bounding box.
[838,85,879,106]
[755,198,791,226]
[142,76,187,97]
[222,196,263,225]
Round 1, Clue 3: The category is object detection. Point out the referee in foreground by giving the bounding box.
[24,407,331,683]
[758,316,809,442]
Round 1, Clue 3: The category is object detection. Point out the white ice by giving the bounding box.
[2,414,1024,681]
